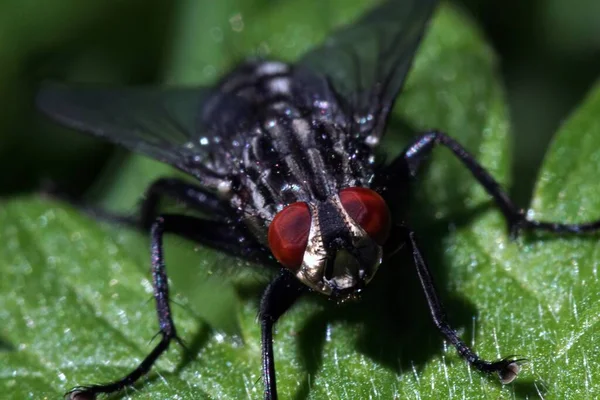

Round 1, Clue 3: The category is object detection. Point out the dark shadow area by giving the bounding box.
[0,337,15,352]
[0,0,178,196]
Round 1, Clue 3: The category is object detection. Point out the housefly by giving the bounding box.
[36,0,600,398]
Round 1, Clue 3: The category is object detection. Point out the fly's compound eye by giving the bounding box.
[339,187,391,245]
[268,202,311,270]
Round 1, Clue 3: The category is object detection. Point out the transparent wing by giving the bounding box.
[36,83,245,180]
[297,0,438,145]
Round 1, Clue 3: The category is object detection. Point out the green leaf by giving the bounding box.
[525,81,600,396]
[2,0,599,399]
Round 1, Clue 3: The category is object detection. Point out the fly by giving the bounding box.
[35,0,600,399]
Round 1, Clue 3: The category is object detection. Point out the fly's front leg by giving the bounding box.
[260,271,306,400]
[394,131,600,236]
[395,225,524,383]
[66,214,219,398]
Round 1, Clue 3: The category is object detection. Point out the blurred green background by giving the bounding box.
[0,0,598,205]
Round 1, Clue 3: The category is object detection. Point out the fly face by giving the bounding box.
[268,188,391,298]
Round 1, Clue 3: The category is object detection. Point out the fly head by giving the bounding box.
[268,187,391,300]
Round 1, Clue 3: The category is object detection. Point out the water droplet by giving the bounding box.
[229,13,244,32]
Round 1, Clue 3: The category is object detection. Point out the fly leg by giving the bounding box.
[395,131,600,236]
[396,225,523,383]
[66,214,268,398]
[260,271,307,400]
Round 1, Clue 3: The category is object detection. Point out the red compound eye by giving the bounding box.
[339,187,391,245]
[268,202,311,270]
